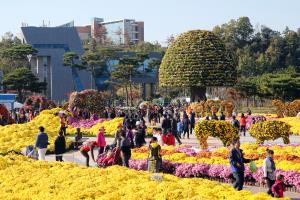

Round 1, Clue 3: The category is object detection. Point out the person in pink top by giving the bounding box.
[239,113,247,136]
[97,127,106,156]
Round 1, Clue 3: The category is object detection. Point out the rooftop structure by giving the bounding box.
[20,26,92,102]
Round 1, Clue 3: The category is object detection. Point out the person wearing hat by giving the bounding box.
[97,127,106,156]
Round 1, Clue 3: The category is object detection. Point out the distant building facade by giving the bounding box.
[75,18,144,45]
[20,27,92,102]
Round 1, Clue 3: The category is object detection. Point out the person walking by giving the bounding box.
[97,127,106,156]
[182,115,190,139]
[34,126,49,161]
[135,121,146,148]
[240,113,247,136]
[120,131,131,167]
[263,149,276,196]
[189,111,195,135]
[171,116,182,145]
[231,116,240,131]
[148,137,162,173]
[177,119,183,139]
[161,115,171,135]
[113,124,123,148]
[229,139,256,191]
[54,130,66,162]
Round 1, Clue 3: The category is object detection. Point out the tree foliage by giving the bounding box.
[63,52,86,70]
[3,67,46,102]
[159,30,237,89]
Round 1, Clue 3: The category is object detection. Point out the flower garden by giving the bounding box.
[129,144,300,193]
[0,154,283,200]
[0,106,298,198]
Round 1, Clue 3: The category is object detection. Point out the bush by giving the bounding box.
[68,89,105,114]
[249,121,291,144]
[195,120,239,149]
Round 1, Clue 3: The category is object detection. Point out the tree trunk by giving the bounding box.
[190,86,206,102]
[125,86,129,106]
[129,83,133,107]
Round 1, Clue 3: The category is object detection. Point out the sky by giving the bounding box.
[1,0,300,44]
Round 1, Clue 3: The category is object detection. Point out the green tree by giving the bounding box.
[0,44,37,73]
[3,67,46,102]
[63,52,85,70]
[159,30,237,102]
[82,51,106,88]
[254,67,300,100]
[111,56,140,106]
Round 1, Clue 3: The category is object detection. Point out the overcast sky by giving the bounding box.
[1,0,300,44]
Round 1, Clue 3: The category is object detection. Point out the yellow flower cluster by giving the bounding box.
[249,121,291,144]
[0,108,70,154]
[67,118,124,136]
[0,154,279,200]
[0,108,124,154]
[215,143,300,157]
[195,120,239,149]
[278,117,300,135]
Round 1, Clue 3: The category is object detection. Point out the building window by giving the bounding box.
[43,57,48,81]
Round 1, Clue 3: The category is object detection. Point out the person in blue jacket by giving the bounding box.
[34,126,49,161]
[229,138,257,190]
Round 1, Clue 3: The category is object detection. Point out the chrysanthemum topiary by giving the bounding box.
[159,30,237,101]
[195,120,239,149]
[249,121,292,144]
[68,89,105,114]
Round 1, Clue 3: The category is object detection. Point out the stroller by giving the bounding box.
[96,146,121,167]
[22,145,38,160]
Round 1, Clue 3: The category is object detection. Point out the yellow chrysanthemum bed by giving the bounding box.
[0,154,281,200]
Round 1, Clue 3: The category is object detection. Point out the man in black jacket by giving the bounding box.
[171,117,182,145]
[229,138,256,190]
[161,115,171,135]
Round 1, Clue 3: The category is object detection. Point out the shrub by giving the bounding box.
[249,121,291,144]
[195,120,239,149]
[68,89,105,114]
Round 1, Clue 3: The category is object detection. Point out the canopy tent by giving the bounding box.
[3,102,23,111]
[0,94,17,111]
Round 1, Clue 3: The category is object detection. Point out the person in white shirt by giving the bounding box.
[263,149,276,197]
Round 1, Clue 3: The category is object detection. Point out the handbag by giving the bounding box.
[250,161,257,173]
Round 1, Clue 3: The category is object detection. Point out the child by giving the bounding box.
[177,120,183,138]
[162,130,175,146]
[74,128,82,149]
[153,128,163,146]
[272,175,285,198]
[148,137,162,173]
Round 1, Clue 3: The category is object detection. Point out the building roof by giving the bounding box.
[21,26,84,54]
[76,26,91,33]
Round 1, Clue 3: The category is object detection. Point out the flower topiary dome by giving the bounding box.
[159,30,237,101]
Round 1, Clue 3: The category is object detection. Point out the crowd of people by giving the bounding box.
[29,105,290,198]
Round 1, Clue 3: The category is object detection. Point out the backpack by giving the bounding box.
[233,120,240,128]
